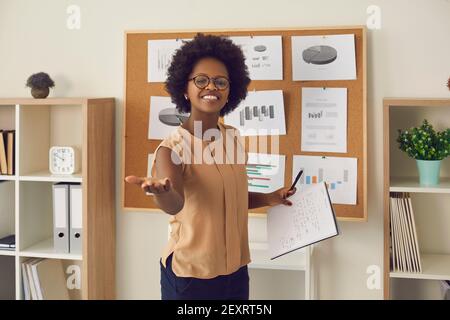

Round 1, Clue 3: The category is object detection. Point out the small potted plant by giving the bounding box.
[26,72,55,98]
[397,119,450,185]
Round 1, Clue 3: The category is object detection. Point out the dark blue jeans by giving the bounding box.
[160,253,249,300]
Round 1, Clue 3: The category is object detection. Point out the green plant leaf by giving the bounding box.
[397,119,450,160]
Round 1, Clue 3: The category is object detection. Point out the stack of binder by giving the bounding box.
[53,183,82,254]
[21,258,70,300]
[0,234,15,250]
[389,192,422,273]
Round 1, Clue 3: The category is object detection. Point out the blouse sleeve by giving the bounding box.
[150,134,186,178]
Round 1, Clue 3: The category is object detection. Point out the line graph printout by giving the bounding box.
[267,182,339,259]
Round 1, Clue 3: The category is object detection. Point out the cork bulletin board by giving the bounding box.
[122,26,367,221]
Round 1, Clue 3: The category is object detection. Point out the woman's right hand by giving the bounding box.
[125,175,172,195]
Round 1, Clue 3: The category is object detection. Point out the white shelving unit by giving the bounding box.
[249,242,307,271]
[383,98,450,300]
[0,98,116,300]
[248,242,314,299]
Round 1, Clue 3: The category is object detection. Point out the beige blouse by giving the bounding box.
[151,122,251,279]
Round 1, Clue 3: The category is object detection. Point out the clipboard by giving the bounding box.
[267,181,339,260]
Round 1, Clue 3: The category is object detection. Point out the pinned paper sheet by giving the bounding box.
[301,87,347,153]
[148,96,189,140]
[229,36,283,80]
[147,39,191,82]
[224,90,286,136]
[292,155,357,205]
[246,153,285,193]
[291,34,356,81]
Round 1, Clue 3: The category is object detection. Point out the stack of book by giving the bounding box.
[0,130,15,175]
[389,192,422,273]
[21,258,70,300]
[0,234,15,251]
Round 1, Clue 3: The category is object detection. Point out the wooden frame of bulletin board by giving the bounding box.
[122,26,367,221]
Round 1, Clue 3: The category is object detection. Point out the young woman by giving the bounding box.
[126,33,296,300]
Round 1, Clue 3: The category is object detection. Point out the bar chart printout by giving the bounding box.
[224,90,286,136]
[292,155,357,205]
[246,153,286,194]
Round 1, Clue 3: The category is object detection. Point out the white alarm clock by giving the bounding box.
[49,146,80,175]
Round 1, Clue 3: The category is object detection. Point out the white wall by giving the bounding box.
[0,0,449,299]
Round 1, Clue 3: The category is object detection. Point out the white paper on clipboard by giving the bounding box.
[267,182,339,259]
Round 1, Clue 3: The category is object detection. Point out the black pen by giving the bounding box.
[289,170,303,191]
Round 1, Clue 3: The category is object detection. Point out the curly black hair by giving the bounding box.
[165,33,251,117]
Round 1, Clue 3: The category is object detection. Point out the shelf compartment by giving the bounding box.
[19,181,53,252]
[19,238,82,261]
[389,105,450,181]
[19,181,82,261]
[389,278,446,300]
[0,256,15,300]
[390,177,450,193]
[18,256,82,300]
[19,104,82,176]
[390,254,450,280]
[0,180,15,254]
[248,242,306,271]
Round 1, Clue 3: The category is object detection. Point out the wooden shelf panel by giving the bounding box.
[390,177,450,193]
[248,242,306,271]
[0,98,116,106]
[19,171,82,183]
[390,254,450,280]
[19,238,82,261]
[0,98,87,105]
[384,98,450,108]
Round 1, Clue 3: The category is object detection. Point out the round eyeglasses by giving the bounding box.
[188,75,230,90]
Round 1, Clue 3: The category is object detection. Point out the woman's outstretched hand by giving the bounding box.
[125,175,172,195]
[267,187,297,206]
